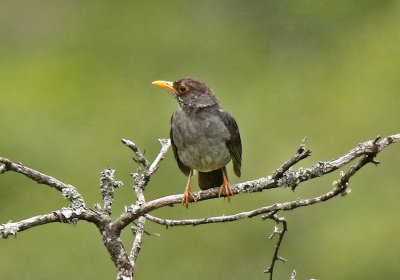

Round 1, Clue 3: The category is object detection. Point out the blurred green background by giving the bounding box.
[1,1,399,279]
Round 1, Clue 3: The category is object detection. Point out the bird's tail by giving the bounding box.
[198,168,224,190]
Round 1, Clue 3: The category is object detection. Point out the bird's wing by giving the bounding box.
[217,110,242,177]
[170,115,191,176]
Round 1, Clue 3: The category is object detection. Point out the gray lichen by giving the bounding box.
[0,221,19,238]
[60,207,81,224]
[277,161,328,190]
[62,184,86,208]
[100,169,123,212]
[236,176,275,193]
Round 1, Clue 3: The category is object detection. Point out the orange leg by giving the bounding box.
[218,167,234,201]
[182,169,198,208]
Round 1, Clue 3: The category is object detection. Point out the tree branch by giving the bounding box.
[0,208,102,238]
[122,139,150,167]
[0,157,85,208]
[264,215,288,280]
[0,212,62,238]
[147,138,171,176]
[123,138,171,277]
[0,133,399,280]
[271,137,312,180]
[129,215,146,272]
[144,148,376,228]
[116,134,400,230]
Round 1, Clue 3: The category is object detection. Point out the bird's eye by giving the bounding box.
[178,85,188,93]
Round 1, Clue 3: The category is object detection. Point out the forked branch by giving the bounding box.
[0,133,399,280]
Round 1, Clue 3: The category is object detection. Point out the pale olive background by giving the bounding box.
[1,1,400,279]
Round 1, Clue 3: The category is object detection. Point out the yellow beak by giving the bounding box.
[152,80,175,93]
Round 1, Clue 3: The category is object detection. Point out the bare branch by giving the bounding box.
[122,139,150,167]
[271,137,312,180]
[145,210,277,227]
[0,208,101,238]
[130,138,172,191]
[129,215,146,273]
[144,136,388,279]
[326,134,397,172]
[0,212,62,238]
[1,133,399,280]
[144,154,363,227]
[264,215,288,279]
[127,139,170,274]
[147,138,171,176]
[0,157,85,208]
[131,221,159,237]
[116,134,400,230]
[129,138,171,196]
[145,149,369,228]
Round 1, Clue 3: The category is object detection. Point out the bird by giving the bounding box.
[152,77,242,207]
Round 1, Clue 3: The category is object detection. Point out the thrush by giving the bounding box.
[152,77,242,207]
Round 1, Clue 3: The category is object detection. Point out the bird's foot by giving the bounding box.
[182,185,198,208]
[218,181,234,202]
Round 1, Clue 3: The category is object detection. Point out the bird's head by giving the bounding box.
[152,77,219,110]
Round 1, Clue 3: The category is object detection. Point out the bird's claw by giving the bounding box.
[182,186,198,208]
[218,181,234,202]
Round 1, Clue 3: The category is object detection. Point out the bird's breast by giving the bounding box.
[172,109,231,172]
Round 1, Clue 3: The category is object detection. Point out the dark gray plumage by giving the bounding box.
[153,77,242,207]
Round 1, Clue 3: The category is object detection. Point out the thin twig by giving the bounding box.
[147,138,171,176]
[129,215,146,272]
[271,137,312,180]
[128,139,171,276]
[122,139,150,167]
[145,208,274,227]
[131,221,160,236]
[130,138,171,192]
[264,215,288,279]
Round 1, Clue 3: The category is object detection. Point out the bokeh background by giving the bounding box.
[1,1,399,279]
